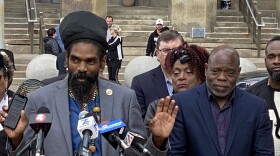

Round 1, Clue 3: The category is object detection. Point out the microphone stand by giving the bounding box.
[35,130,45,156]
[78,132,92,156]
[16,134,37,156]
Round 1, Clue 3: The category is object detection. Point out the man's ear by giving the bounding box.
[99,55,106,72]
[64,52,68,68]
[204,63,208,77]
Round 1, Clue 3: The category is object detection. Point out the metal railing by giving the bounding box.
[25,0,38,54]
[39,12,45,54]
[240,0,265,57]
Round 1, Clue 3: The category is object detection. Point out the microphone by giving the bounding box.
[77,112,99,156]
[29,107,52,156]
[119,128,153,156]
[99,119,128,149]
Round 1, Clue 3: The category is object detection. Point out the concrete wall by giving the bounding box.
[169,0,216,33]
[108,0,168,8]
[61,0,107,18]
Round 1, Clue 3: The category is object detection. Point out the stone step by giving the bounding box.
[111,14,169,20]
[216,16,244,22]
[113,20,170,26]
[118,25,160,31]
[214,27,248,33]
[263,23,278,28]
[5,7,60,14]
[261,28,280,33]
[259,10,276,18]
[216,10,242,16]
[262,17,276,23]
[4,12,59,18]
[216,22,247,27]
[5,23,59,29]
[206,33,250,38]
[5,17,60,24]
[5,45,40,54]
[4,28,39,35]
[108,6,168,15]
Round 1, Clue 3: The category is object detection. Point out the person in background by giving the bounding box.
[0,53,14,156]
[0,49,16,97]
[169,45,274,155]
[105,15,113,42]
[0,11,176,156]
[55,17,65,53]
[0,49,16,70]
[107,25,123,82]
[146,18,164,57]
[144,45,209,135]
[246,35,280,155]
[131,30,185,119]
[56,51,67,76]
[43,28,61,56]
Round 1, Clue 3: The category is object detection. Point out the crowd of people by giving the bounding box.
[0,10,279,156]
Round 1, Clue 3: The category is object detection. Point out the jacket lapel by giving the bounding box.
[54,78,73,155]
[98,78,114,156]
[152,66,169,97]
[196,84,221,154]
[224,89,243,156]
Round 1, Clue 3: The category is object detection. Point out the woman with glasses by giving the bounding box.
[144,45,209,135]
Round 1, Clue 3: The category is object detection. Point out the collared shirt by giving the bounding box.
[69,96,102,156]
[162,68,173,96]
[207,87,235,156]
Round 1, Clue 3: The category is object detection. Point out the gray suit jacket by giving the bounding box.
[9,77,166,156]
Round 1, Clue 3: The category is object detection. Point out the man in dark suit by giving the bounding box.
[131,30,185,119]
[169,45,274,155]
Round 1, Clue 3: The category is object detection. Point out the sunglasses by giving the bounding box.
[174,50,191,64]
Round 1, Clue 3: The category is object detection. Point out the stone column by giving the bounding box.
[0,0,4,48]
[169,0,217,33]
[61,0,107,18]
[276,1,280,26]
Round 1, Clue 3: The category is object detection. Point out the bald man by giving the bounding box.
[169,45,274,156]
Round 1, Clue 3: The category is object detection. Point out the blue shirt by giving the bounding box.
[207,87,235,156]
[69,96,102,156]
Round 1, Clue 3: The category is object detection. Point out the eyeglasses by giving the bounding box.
[174,50,191,64]
[158,48,175,55]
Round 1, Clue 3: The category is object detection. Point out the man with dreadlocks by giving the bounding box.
[144,44,209,135]
[247,35,280,155]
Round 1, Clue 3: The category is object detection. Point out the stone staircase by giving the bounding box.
[4,3,271,91]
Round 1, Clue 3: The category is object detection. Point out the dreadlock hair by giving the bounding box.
[165,44,209,82]
[265,35,280,55]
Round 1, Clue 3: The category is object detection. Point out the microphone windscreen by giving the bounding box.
[79,111,89,119]
[37,107,50,114]
[84,112,98,122]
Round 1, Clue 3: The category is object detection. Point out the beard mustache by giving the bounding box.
[268,70,280,82]
[68,72,97,100]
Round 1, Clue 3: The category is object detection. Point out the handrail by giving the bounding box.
[240,0,265,57]
[25,0,38,54]
[25,0,37,22]
[39,12,45,54]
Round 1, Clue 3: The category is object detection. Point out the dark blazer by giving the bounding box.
[169,83,274,156]
[131,66,169,119]
[0,90,14,156]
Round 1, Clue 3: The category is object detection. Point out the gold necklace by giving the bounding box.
[68,87,97,111]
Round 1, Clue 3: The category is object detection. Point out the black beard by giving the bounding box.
[68,72,97,100]
[271,71,280,82]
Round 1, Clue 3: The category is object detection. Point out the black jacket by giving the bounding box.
[146,30,160,56]
[43,36,61,56]
[0,90,14,156]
